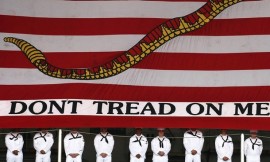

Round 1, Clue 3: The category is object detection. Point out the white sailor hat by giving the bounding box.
[250,130,258,133]
[157,128,165,131]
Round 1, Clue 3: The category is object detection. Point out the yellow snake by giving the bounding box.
[4,0,242,80]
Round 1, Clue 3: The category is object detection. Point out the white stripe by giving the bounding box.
[0,33,141,52]
[1,68,270,87]
[1,33,270,53]
[0,0,203,18]
[0,99,266,117]
[0,0,269,19]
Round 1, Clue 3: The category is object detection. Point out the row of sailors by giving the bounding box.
[5,128,263,162]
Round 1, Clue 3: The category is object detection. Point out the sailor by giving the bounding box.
[215,129,233,162]
[33,129,54,162]
[5,129,24,162]
[244,130,263,162]
[64,129,85,162]
[151,128,171,162]
[94,128,114,162]
[129,128,148,162]
[183,128,204,162]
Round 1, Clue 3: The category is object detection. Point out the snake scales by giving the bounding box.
[4,0,242,80]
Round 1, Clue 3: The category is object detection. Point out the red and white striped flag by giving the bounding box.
[0,0,270,129]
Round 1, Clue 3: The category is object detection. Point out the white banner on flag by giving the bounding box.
[1,99,269,117]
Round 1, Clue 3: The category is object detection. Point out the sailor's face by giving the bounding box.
[135,128,142,135]
[71,129,78,134]
[100,128,107,133]
[158,130,164,137]
[11,129,20,133]
[191,128,197,131]
[221,129,227,135]
[41,129,48,134]
[251,132,257,138]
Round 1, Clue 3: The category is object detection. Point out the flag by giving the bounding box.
[0,0,270,129]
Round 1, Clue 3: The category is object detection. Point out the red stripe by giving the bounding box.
[1,15,269,35]
[135,52,270,70]
[1,84,270,102]
[2,51,270,70]
[0,116,268,129]
[0,51,122,69]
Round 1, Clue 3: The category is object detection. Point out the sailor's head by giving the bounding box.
[70,128,78,134]
[190,128,197,131]
[40,129,48,134]
[135,128,142,136]
[250,130,258,138]
[220,129,227,135]
[11,128,20,133]
[100,128,108,134]
[157,128,165,137]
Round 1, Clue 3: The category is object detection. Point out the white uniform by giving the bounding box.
[183,130,204,162]
[94,132,114,162]
[215,135,233,162]
[5,132,24,162]
[33,132,54,162]
[129,134,148,162]
[151,136,171,162]
[64,132,85,162]
[244,137,263,162]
